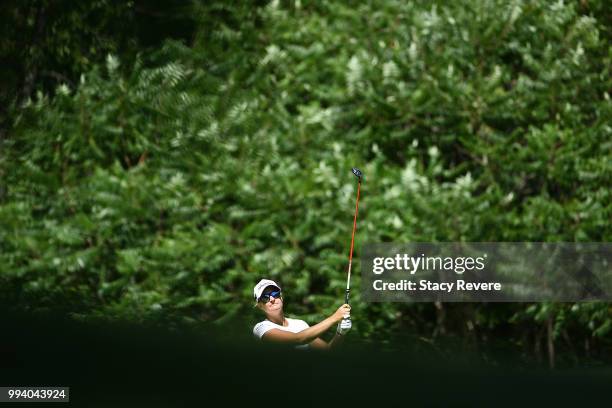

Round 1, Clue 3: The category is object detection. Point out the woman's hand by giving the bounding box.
[332,304,351,322]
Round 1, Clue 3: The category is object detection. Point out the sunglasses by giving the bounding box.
[258,290,281,303]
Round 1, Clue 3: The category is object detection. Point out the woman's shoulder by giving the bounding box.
[253,319,276,330]
[253,319,278,338]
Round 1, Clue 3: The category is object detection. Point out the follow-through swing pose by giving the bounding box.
[252,168,363,349]
[252,279,351,349]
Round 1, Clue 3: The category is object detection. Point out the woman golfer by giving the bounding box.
[253,279,352,349]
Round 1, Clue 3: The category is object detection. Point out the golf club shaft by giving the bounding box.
[345,178,361,305]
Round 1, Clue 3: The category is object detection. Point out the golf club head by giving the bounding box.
[351,167,363,180]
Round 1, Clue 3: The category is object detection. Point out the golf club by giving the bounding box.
[345,167,363,305]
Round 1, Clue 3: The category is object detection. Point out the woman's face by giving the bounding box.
[258,287,283,314]
[263,295,283,313]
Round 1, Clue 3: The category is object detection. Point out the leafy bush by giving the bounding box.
[1,0,610,365]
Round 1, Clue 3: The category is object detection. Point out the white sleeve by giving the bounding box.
[297,320,310,331]
[253,321,277,339]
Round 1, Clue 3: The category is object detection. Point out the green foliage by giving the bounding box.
[1,0,610,365]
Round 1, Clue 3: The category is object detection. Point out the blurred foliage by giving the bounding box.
[1,0,611,366]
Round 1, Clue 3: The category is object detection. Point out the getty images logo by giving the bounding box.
[372,253,488,275]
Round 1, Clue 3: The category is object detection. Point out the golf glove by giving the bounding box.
[337,316,352,335]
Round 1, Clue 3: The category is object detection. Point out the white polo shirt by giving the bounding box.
[253,317,310,349]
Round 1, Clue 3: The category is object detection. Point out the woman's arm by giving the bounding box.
[308,332,345,350]
[309,337,330,349]
[261,304,350,345]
